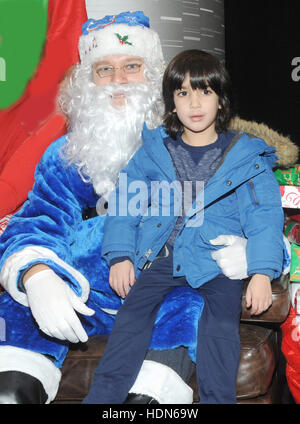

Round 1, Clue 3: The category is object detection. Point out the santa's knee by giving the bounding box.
[0,346,61,403]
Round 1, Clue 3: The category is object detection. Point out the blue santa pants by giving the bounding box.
[83,246,244,404]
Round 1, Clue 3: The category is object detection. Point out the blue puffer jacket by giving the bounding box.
[102,125,284,288]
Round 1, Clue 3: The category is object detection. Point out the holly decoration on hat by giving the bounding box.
[115,33,133,45]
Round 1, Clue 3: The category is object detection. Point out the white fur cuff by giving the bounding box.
[0,246,90,307]
[129,360,193,404]
[0,346,61,403]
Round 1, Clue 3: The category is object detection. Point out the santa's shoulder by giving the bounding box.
[37,133,68,165]
[33,133,71,178]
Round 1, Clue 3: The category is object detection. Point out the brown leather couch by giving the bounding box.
[53,273,291,404]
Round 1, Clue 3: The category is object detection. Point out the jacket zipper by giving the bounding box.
[249,179,259,205]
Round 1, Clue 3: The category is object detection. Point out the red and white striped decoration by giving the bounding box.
[0,214,12,236]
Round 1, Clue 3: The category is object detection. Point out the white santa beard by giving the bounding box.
[62,81,163,200]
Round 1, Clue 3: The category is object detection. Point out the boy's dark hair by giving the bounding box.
[162,49,232,139]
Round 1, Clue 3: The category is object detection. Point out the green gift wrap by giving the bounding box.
[274,165,300,186]
[290,243,300,282]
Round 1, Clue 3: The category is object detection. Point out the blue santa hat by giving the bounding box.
[78,11,164,66]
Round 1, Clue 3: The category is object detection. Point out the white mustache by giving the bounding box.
[94,82,149,99]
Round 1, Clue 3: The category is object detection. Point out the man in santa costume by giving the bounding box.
[0,10,207,404]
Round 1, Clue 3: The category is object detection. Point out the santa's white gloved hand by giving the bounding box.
[210,235,248,280]
[25,269,95,343]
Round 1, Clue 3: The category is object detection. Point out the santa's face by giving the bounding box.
[92,55,145,107]
[60,52,164,202]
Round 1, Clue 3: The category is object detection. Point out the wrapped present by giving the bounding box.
[274,165,300,186]
[290,243,300,282]
[288,214,300,223]
[280,186,300,208]
[295,289,300,315]
[285,219,300,244]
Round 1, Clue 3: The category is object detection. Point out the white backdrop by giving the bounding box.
[85,0,225,64]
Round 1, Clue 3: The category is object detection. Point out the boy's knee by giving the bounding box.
[198,314,240,342]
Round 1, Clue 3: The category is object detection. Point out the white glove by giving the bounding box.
[210,235,248,280]
[25,269,95,343]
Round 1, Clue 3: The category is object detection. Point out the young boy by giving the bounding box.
[83,50,284,404]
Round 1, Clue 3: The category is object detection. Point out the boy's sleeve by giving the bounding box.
[0,137,95,306]
[236,156,284,280]
[102,148,151,264]
[108,256,133,267]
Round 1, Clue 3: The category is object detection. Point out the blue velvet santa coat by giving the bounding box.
[0,133,205,365]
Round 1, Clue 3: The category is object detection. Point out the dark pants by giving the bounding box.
[83,247,244,404]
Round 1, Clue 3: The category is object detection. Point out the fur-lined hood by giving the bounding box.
[229,116,299,168]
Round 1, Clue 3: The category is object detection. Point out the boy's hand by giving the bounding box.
[109,260,135,298]
[245,274,272,315]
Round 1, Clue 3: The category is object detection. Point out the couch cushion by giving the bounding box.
[54,324,277,403]
[54,335,108,403]
[236,324,277,398]
[190,324,277,402]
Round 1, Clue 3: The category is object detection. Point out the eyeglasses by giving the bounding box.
[95,63,143,78]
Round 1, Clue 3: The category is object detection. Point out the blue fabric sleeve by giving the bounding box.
[109,256,133,267]
[236,153,284,280]
[248,269,275,281]
[102,147,151,261]
[0,136,98,294]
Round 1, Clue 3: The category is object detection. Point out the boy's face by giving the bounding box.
[93,55,145,107]
[173,74,221,142]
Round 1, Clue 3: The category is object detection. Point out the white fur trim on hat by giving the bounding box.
[0,346,61,403]
[79,23,164,65]
[0,246,90,307]
[129,360,194,404]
